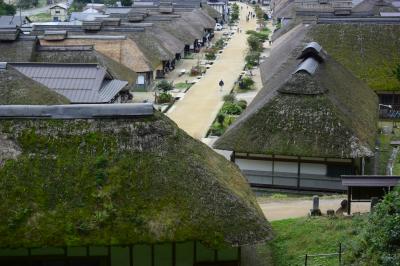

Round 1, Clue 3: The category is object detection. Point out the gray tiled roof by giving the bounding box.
[0,16,30,28]
[11,63,127,103]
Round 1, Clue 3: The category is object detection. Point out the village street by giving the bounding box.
[258,198,370,221]
[167,2,259,139]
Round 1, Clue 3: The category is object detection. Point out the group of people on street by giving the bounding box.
[246,11,256,22]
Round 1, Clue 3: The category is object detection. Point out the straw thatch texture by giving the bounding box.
[0,112,272,248]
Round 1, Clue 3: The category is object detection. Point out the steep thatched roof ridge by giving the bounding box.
[0,66,69,105]
[150,25,186,55]
[128,31,174,68]
[202,3,222,19]
[214,33,378,158]
[308,24,400,91]
[157,15,203,44]
[0,112,272,248]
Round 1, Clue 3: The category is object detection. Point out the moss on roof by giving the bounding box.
[0,112,271,248]
[0,38,36,62]
[0,66,69,105]
[214,47,378,158]
[308,24,400,91]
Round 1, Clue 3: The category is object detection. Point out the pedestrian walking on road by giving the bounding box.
[219,79,224,92]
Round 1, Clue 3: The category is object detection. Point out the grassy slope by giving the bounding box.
[260,217,364,266]
[309,24,400,91]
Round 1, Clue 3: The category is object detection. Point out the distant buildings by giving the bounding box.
[50,3,69,22]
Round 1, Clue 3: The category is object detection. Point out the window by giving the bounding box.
[327,164,353,177]
[55,10,60,14]
[136,75,145,85]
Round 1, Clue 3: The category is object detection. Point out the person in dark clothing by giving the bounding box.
[219,80,224,92]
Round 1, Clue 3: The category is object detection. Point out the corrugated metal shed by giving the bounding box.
[10,63,127,103]
[0,103,154,119]
[294,57,319,75]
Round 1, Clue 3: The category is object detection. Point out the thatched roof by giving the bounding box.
[0,110,272,248]
[0,65,69,105]
[308,24,400,91]
[149,25,185,55]
[214,35,378,159]
[128,31,173,68]
[0,37,36,62]
[156,17,199,45]
[181,9,216,30]
[202,4,222,19]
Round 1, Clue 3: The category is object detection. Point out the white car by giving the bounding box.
[214,23,223,31]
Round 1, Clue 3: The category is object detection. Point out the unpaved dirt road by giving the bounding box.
[259,198,370,221]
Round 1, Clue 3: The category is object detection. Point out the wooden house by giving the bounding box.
[50,3,69,22]
[214,39,378,192]
[0,104,272,266]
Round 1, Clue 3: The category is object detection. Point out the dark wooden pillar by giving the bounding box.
[297,156,301,189]
[347,187,351,215]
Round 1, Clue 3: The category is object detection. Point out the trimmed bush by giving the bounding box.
[237,100,248,110]
[221,102,243,115]
[223,94,236,103]
[157,92,172,104]
[156,80,173,92]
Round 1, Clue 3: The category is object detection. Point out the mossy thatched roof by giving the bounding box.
[214,35,378,158]
[308,24,400,91]
[0,66,69,105]
[0,112,271,248]
[0,38,36,62]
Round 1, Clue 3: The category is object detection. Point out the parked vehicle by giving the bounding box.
[215,23,223,31]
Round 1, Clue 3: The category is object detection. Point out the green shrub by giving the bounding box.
[237,100,248,110]
[205,52,216,60]
[245,51,261,68]
[209,123,224,136]
[221,102,243,115]
[223,94,236,103]
[247,35,263,52]
[216,113,225,125]
[156,80,173,92]
[346,189,400,265]
[157,92,172,104]
[214,39,225,50]
[239,77,255,91]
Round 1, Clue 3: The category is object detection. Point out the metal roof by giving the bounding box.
[297,42,324,61]
[0,104,154,119]
[0,16,30,28]
[294,57,319,75]
[302,42,322,53]
[342,175,400,187]
[10,63,127,103]
[100,80,129,102]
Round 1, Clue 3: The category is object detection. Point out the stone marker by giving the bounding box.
[327,209,335,216]
[310,195,321,216]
